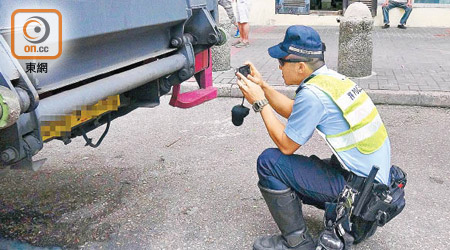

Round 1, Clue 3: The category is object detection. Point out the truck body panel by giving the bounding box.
[0,0,223,170]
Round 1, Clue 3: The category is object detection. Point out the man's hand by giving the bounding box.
[382,0,389,7]
[407,1,413,7]
[236,72,265,105]
[244,61,268,89]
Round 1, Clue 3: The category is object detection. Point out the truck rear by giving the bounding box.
[0,0,225,170]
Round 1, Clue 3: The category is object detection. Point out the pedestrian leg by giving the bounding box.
[382,3,396,25]
[399,4,413,25]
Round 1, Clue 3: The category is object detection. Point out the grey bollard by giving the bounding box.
[212,6,233,72]
[337,2,373,77]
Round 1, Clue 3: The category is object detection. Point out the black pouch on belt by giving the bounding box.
[384,165,407,224]
[349,165,407,243]
[358,165,407,226]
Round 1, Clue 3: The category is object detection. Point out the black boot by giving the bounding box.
[253,184,316,250]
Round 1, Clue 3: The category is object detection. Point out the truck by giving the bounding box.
[0,0,226,171]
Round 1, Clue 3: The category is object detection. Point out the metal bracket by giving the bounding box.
[0,36,39,112]
[184,7,224,53]
[161,6,224,96]
[159,34,196,95]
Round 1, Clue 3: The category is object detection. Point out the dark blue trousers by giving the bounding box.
[257,148,348,209]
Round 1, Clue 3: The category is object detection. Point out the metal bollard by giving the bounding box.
[211,5,232,72]
[338,2,374,77]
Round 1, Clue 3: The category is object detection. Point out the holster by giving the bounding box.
[318,165,407,249]
[355,165,407,227]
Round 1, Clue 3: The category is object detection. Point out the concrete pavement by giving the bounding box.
[1,97,448,249]
[207,26,450,107]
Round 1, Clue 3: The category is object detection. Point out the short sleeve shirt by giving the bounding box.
[285,87,326,145]
[284,66,391,184]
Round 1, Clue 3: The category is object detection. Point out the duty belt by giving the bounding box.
[346,172,372,191]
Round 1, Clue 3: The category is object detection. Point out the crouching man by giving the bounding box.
[236,26,405,250]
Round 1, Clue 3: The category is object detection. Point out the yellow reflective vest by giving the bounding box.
[305,75,388,154]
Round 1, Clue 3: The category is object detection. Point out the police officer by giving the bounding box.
[236,25,391,250]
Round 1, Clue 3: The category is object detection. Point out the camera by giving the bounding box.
[236,65,251,78]
[231,64,252,126]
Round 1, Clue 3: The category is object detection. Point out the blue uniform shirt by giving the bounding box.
[284,66,391,184]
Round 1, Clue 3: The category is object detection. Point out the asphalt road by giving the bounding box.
[1,96,449,249]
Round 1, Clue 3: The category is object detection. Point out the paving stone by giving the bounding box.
[222,25,450,92]
[419,85,443,91]
[399,85,410,91]
[358,82,369,89]
[432,75,445,82]
[437,82,450,91]
[368,82,379,90]
[408,85,421,91]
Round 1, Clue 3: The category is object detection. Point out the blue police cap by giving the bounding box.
[268,25,325,59]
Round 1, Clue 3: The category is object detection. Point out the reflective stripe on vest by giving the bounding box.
[305,75,388,154]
